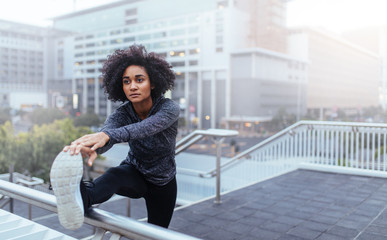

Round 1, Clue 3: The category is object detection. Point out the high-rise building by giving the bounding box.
[0,19,71,111]
[288,27,380,119]
[47,0,297,129]
[342,26,387,110]
[0,20,47,110]
[234,0,289,53]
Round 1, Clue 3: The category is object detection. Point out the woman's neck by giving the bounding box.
[133,98,153,120]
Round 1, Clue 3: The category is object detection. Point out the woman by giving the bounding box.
[50,44,179,230]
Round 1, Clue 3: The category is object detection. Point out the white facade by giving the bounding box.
[0,20,48,109]
[52,0,254,128]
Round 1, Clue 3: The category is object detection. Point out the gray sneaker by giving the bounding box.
[50,151,84,230]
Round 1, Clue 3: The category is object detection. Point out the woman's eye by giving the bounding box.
[137,78,144,82]
[123,80,130,84]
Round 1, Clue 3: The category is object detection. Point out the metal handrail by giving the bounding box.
[181,120,387,178]
[0,179,200,240]
[176,128,238,203]
[175,128,239,155]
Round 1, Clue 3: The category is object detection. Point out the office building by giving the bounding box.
[288,27,380,119]
[342,26,387,109]
[48,0,296,129]
[0,20,47,110]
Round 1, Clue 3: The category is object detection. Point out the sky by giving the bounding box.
[287,0,387,33]
[0,0,387,33]
[0,0,119,26]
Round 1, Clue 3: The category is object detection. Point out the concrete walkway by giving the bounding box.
[170,169,387,240]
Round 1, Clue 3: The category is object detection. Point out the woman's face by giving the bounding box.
[122,65,154,104]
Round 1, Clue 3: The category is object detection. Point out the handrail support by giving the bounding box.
[211,137,226,204]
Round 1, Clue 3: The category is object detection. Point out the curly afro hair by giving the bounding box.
[101,44,175,102]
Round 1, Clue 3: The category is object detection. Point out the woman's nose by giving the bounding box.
[130,82,138,90]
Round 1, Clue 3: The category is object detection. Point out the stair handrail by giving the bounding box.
[181,120,387,178]
[0,179,201,240]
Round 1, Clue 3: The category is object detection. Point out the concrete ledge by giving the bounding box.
[299,162,387,178]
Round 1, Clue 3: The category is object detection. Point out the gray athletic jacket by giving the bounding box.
[96,96,180,186]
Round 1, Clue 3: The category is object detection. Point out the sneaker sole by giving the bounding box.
[50,151,84,230]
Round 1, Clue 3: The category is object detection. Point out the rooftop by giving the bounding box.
[4,169,387,240]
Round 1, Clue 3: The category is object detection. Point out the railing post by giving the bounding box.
[214,137,225,204]
[127,198,131,217]
[9,164,13,213]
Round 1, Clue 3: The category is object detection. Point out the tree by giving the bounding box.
[28,108,66,125]
[1,119,92,182]
[268,107,297,132]
[0,121,14,172]
[73,112,101,127]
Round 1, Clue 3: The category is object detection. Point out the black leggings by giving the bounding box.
[80,163,177,228]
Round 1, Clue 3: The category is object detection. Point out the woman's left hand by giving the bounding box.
[67,132,110,154]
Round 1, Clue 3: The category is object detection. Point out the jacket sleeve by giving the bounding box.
[102,99,180,144]
[95,106,131,154]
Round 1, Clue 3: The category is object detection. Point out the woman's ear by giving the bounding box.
[151,85,155,90]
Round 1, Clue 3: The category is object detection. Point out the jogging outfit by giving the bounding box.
[82,96,180,228]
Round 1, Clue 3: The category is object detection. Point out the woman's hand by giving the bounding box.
[63,145,97,166]
[69,132,110,152]
[63,132,110,166]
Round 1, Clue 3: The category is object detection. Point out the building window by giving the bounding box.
[170,29,185,36]
[156,52,167,58]
[125,8,137,16]
[124,37,135,42]
[75,61,83,67]
[97,41,107,46]
[126,19,138,25]
[153,32,166,38]
[216,47,223,53]
[110,39,122,44]
[153,42,169,49]
[188,38,198,45]
[171,61,185,67]
[171,39,186,47]
[189,60,198,66]
[138,34,151,41]
[110,30,121,35]
[123,27,135,33]
[170,50,185,57]
[217,1,228,9]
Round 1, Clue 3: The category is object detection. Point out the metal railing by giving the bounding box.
[175,128,238,203]
[0,179,200,240]
[0,128,238,240]
[177,121,387,201]
[4,121,387,239]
